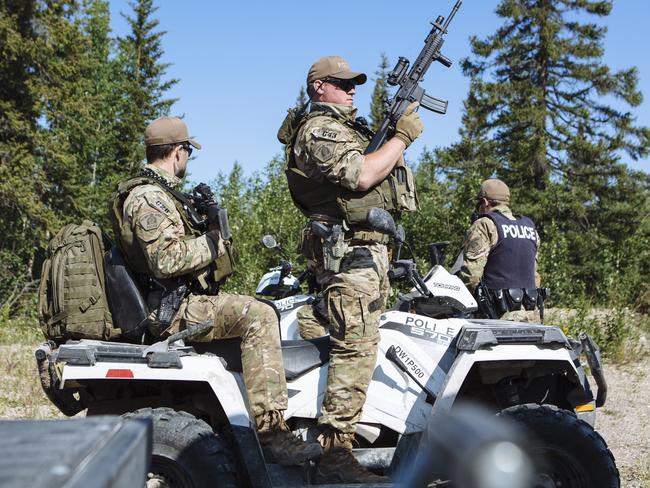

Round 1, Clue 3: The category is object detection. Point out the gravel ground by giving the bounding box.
[597,357,650,487]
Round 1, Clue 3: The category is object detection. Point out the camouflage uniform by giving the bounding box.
[293,102,390,433]
[120,164,287,417]
[459,203,541,322]
[296,299,329,339]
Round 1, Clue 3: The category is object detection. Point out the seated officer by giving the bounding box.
[110,116,321,465]
[458,178,542,322]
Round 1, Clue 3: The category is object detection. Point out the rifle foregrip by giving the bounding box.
[365,134,385,154]
[437,54,452,68]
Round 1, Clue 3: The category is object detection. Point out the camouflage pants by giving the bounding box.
[313,242,390,433]
[297,297,330,339]
[173,292,288,418]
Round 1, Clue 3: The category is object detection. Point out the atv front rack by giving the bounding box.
[457,322,571,351]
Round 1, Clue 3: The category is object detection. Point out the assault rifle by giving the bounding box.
[365,0,462,154]
[191,183,232,240]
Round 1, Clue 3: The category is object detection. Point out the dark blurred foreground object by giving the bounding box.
[400,403,533,488]
[0,416,152,488]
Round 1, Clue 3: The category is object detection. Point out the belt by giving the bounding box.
[307,215,390,244]
[345,229,389,245]
[308,214,343,225]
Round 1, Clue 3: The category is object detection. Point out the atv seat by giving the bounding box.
[281,336,331,380]
[191,336,331,380]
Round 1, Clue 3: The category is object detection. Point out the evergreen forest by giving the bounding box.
[1,0,648,356]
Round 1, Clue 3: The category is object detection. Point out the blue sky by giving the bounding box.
[108,0,650,184]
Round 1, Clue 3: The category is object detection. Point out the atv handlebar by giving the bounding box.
[389,260,433,298]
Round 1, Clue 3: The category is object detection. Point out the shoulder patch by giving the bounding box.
[319,128,339,140]
[313,142,335,163]
[138,212,165,231]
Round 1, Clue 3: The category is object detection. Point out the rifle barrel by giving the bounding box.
[443,0,462,30]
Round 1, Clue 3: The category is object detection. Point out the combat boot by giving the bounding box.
[314,427,391,484]
[256,410,322,465]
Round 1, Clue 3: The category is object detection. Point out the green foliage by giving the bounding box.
[546,305,639,359]
[295,86,308,108]
[437,0,650,307]
[400,152,465,268]
[209,159,305,295]
[115,0,178,175]
[0,0,177,316]
[0,0,648,371]
[369,53,390,133]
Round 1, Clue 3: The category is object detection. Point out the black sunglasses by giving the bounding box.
[321,77,356,92]
[180,143,193,157]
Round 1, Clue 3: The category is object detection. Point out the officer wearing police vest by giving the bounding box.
[458,178,542,322]
[277,55,423,483]
[110,116,321,466]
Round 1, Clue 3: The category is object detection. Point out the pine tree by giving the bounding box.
[295,86,308,108]
[38,0,124,224]
[459,0,648,194]
[34,0,123,226]
[75,0,122,220]
[369,53,390,133]
[116,0,178,174]
[0,0,54,309]
[439,0,650,304]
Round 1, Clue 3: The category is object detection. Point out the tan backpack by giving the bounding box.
[38,220,118,343]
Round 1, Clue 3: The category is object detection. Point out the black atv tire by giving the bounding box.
[501,403,619,488]
[124,407,239,488]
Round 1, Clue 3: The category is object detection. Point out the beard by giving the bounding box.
[174,160,187,178]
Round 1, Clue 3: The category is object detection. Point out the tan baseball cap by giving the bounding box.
[307,56,367,85]
[144,116,202,149]
[477,178,510,203]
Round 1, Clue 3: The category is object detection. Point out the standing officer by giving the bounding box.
[278,56,423,483]
[110,116,321,466]
[458,178,542,321]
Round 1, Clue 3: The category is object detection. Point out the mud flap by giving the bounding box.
[579,332,607,407]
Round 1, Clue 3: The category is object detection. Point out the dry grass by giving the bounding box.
[0,344,64,420]
[0,318,64,420]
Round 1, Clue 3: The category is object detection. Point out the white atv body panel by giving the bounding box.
[420,265,477,310]
[61,346,252,427]
[275,265,478,342]
[255,268,300,295]
[275,294,313,340]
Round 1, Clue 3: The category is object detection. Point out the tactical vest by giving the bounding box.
[481,211,537,289]
[278,105,418,226]
[110,174,234,290]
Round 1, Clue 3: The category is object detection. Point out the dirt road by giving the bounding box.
[598,356,650,487]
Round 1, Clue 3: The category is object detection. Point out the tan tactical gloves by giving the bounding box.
[394,101,424,148]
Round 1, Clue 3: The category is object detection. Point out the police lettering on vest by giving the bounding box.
[501,223,537,241]
[481,212,537,290]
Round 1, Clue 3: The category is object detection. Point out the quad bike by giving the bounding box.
[36,209,619,487]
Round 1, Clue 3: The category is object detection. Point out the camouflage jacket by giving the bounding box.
[458,204,541,293]
[293,102,367,191]
[120,164,218,280]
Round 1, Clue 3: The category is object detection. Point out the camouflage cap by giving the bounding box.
[144,117,202,149]
[477,178,510,203]
[307,56,367,85]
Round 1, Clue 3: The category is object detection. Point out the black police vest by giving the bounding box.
[482,212,537,289]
